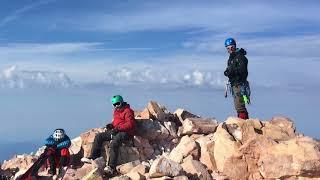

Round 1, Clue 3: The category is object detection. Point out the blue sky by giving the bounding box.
[0,0,320,160]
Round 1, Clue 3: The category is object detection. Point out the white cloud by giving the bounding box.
[56,1,319,34]
[0,66,73,88]
[104,66,226,88]
[0,0,57,27]
[0,42,103,55]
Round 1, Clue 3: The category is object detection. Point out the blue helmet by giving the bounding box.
[224,38,236,47]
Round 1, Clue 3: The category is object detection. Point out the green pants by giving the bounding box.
[232,85,247,113]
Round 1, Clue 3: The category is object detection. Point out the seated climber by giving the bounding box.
[81,95,136,176]
[44,128,71,176]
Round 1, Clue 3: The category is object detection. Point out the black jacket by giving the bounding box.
[224,48,248,86]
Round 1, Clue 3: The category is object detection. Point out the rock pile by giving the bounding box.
[1,101,320,179]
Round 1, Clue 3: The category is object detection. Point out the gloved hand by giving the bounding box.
[224,68,230,77]
[110,128,119,136]
[106,123,114,130]
[45,146,56,155]
[224,67,235,77]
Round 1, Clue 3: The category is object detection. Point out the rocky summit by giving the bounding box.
[1,101,320,180]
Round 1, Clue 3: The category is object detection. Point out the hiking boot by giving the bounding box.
[92,157,106,169]
[48,168,56,176]
[58,166,68,175]
[81,157,93,164]
[104,165,116,177]
[238,111,249,119]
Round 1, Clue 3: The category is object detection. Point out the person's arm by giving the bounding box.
[56,135,71,149]
[45,135,56,147]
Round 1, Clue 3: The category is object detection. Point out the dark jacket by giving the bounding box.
[224,48,248,86]
[45,135,71,150]
[112,102,136,136]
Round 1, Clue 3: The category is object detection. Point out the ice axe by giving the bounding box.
[224,82,229,98]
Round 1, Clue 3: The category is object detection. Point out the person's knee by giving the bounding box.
[94,133,104,144]
[110,139,121,149]
[60,148,70,157]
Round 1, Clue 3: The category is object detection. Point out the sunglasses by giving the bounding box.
[113,102,121,107]
[226,45,235,50]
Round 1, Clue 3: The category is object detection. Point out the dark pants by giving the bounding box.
[31,148,69,175]
[232,85,248,114]
[48,148,70,172]
[90,131,130,168]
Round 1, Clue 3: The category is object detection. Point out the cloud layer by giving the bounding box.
[0,65,227,89]
[0,66,73,88]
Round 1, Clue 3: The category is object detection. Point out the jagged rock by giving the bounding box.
[117,160,141,174]
[168,135,199,163]
[80,128,105,158]
[174,108,199,124]
[156,139,177,154]
[103,141,141,166]
[182,155,194,163]
[195,135,215,171]
[91,157,105,170]
[178,117,218,136]
[34,146,46,157]
[147,101,166,121]
[133,136,154,160]
[130,164,149,175]
[81,168,103,180]
[68,136,84,166]
[238,135,276,180]
[1,154,36,171]
[125,171,146,180]
[210,123,242,173]
[222,156,249,179]
[69,136,82,155]
[181,159,212,180]
[258,136,320,179]
[247,118,263,130]
[110,175,131,180]
[149,156,184,178]
[149,176,172,180]
[225,117,259,143]
[136,120,170,141]
[173,176,189,180]
[211,171,229,180]
[1,167,19,180]
[136,108,151,120]
[262,116,296,141]
[163,121,178,139]
[270,116,295,132]
[63,163,93,180]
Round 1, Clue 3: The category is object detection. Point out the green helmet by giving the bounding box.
[111,95,123,104]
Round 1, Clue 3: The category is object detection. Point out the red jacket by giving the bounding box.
[112,103,136,136]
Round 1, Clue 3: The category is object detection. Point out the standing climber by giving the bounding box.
[224,38,251,119]
[81,95,136,177]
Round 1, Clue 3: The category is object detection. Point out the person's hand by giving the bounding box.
[110,128,119,136]
[45,146,56,155]
[106,123,114,130]
[224,68,230,77]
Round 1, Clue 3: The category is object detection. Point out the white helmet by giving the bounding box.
[53,129,65,141]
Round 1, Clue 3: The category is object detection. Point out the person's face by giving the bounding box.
[113,102,122,109]
[226,45,236,54]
